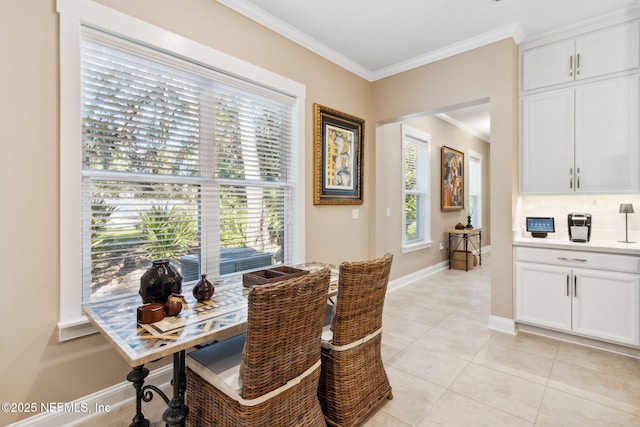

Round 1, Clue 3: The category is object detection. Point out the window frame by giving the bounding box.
[469,149,483,229]
[57,0,306,340]
[401,124,432,253]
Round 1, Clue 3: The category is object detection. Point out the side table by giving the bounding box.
[447,228,482,271]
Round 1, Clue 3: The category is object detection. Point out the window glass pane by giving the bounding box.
[404,142,417,191]
[405,193,419,241]
[80,29,296,303]
[82,40,202,176]
[85,180,199,301]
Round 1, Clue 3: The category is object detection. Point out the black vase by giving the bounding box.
[193,274,215,302]
[139,259,183,304]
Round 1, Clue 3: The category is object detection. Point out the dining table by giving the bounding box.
[82,262,339,427]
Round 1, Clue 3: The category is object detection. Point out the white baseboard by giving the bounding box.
[8,365,172,427]
[488,315,516,335]
[387,245,491,293]
[387,260,449,293]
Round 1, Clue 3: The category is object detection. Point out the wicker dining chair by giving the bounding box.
[318,253,394,427]
[185,268,330,427]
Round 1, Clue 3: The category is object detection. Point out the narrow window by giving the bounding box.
[469,150,482,228]
[402,124,432,252]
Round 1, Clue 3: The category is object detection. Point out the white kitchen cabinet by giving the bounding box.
[575,75,640,192]
[520,90,574,194]
[515,247,640,347]
[572,268,640,346]
[521,20,639,92]
[520,74,640,194]
[515,262,572,332]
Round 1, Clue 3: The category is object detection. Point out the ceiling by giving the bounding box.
[217,0,639,141]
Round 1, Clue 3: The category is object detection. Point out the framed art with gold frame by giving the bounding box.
[313,104,364,205]
[441,146,464,210]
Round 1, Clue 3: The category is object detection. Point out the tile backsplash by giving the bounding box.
[515,194,640,242]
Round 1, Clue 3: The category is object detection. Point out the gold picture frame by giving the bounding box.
[441,146,464,210]
[313,104,364,205]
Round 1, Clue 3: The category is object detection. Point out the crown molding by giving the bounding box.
[217,0,525,82]
[216,0,374,80]
[436,113,491,143]
[372,23,525,81]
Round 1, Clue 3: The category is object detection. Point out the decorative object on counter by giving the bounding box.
[454,222,465,230]
[242,266,309,288]
[139,259,183,304]
[137,303,164,324]
[164,293,187,316]
[193,274,215,302]
[465,212,473,229]
[568,213,592,243]
[619,203,635,243]
[526,216,555,238]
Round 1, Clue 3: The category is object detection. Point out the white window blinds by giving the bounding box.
[81,27,297,302]
[402,124,431,250]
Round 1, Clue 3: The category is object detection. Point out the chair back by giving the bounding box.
[240,268,330,400]
[331,253,393,346]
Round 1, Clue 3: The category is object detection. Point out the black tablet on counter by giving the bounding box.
[526,217,555,238]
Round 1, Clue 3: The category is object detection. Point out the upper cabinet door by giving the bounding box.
[520,90,575,194]
[575,20,640,82]
[521,20,640,92]
[521,39,575,91]
[575,74,640,193]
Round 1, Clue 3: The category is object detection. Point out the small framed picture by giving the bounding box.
[313,104,364,205]
[441,146,464,210]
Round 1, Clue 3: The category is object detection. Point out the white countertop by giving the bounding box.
[513,236,640,255]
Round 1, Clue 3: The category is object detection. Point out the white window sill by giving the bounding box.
[401,240,433,254]
[58,316,98,341]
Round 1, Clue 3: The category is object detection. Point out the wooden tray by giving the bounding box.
[242,266,309,287]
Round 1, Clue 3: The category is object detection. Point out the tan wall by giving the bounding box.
[0,0,374,423]
[372,40,519,320]
[0,0,517,423]
[375,116,491,278]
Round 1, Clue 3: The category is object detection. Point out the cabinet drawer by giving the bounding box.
[515,247,640,273]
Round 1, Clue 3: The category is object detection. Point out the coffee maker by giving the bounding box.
[568,213,592,242]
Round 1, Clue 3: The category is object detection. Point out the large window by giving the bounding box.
[401,124,432,252]
[58,0,305,339]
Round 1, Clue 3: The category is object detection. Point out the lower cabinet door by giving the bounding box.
[572,268,640,346]
[516,262,572,332]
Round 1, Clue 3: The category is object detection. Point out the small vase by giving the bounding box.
[193,274,215,302]
[139,259,183,304]
[164,293,186,316]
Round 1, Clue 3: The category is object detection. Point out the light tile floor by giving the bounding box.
[89,253,640,426]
